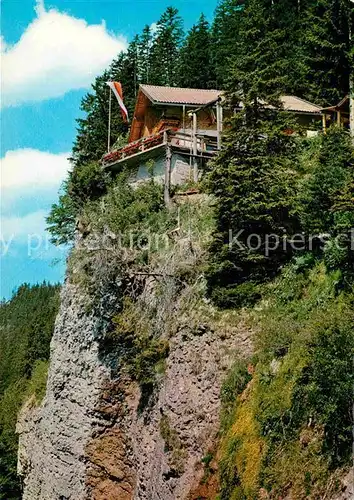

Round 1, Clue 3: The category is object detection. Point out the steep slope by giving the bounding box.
[18,194,253,499]
[17,283,113,498]
[0,283,60,499]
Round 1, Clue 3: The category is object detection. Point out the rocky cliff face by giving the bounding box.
[17,237,253,499]
[17,282,113,499]
[85,312,252,500]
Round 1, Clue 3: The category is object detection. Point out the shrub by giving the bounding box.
[82,175,168,245]
[24,361,49,405]
[297,127,353,234]
[210,282,262,309]
[69,161,110,207]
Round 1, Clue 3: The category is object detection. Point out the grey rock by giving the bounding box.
[17,282,111,500]
[18,279,253,499]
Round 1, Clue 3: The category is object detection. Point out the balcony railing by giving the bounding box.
[102,130,167,166]
[102,128,219,167]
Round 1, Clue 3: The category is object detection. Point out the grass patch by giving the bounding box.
[218,261,354,499]
[24,360,49,405]
[219,391,264,500]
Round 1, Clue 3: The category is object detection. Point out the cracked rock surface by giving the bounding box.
[17,283,113,500]
[18,280,252,499]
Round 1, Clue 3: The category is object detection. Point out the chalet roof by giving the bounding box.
[140,86,321,113]
[128,86,323,142]
[280,96,322,114]
[321,95,349,113]
[140,84,222,106]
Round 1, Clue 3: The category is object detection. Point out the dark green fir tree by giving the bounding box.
[149,7,184,86]
[210,0,245,88]
[138,25,154,84]
[71,69,114,167]
[115,35,140,111]
[205,0,301,307]
[301,0,352,105]
[178,14,215,89]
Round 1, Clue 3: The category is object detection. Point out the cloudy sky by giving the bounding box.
[1,0,217,299]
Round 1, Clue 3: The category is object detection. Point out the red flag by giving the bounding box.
[106,81,129,123]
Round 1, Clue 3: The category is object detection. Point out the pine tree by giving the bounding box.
[205,0,301,307]
[149,7,184,86]
[297,128,354,279]
[211,0,245,88]
[178,14,215,89]
[229,0,305,98]
[138,25,154,84]
[298,128,353,234]
[116,35,140,110]
[301,0,352,105]
[71,69,114,167]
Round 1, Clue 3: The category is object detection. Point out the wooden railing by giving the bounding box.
[169,130,218,152]
[102,130,168,166]
[102,128,219,167]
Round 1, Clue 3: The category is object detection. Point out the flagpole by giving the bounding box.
[107,86,112,152]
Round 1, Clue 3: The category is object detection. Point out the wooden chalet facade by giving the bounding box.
[128,85,223,143]
[321,95,350,131]
[101,85,334,202]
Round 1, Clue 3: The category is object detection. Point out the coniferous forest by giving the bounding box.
[1,0,354,498]
[0,284,60,498]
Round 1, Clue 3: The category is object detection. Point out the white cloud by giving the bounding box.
[0,149,71,259]
[1,210,48,241]
[1,4,127,107]
[1,149,70,190]
[1,209,67,261]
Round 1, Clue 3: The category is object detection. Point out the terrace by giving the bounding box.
[101,127,219,170]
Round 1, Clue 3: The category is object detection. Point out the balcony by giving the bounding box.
[102,128,219,170]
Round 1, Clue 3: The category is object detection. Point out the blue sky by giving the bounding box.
[1,0,218,299]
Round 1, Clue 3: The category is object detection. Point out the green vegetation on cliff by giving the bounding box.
[43,1,353,498]
[0,283,60,499]
[206,10,353,490]
[219,262,354,499]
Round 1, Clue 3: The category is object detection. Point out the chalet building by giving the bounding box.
[101,85,330,202]
[321,95,350,131]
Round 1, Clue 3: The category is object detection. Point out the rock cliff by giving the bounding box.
[17,283,112,499]
[18,277,252,499]
[17,197,253,499]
